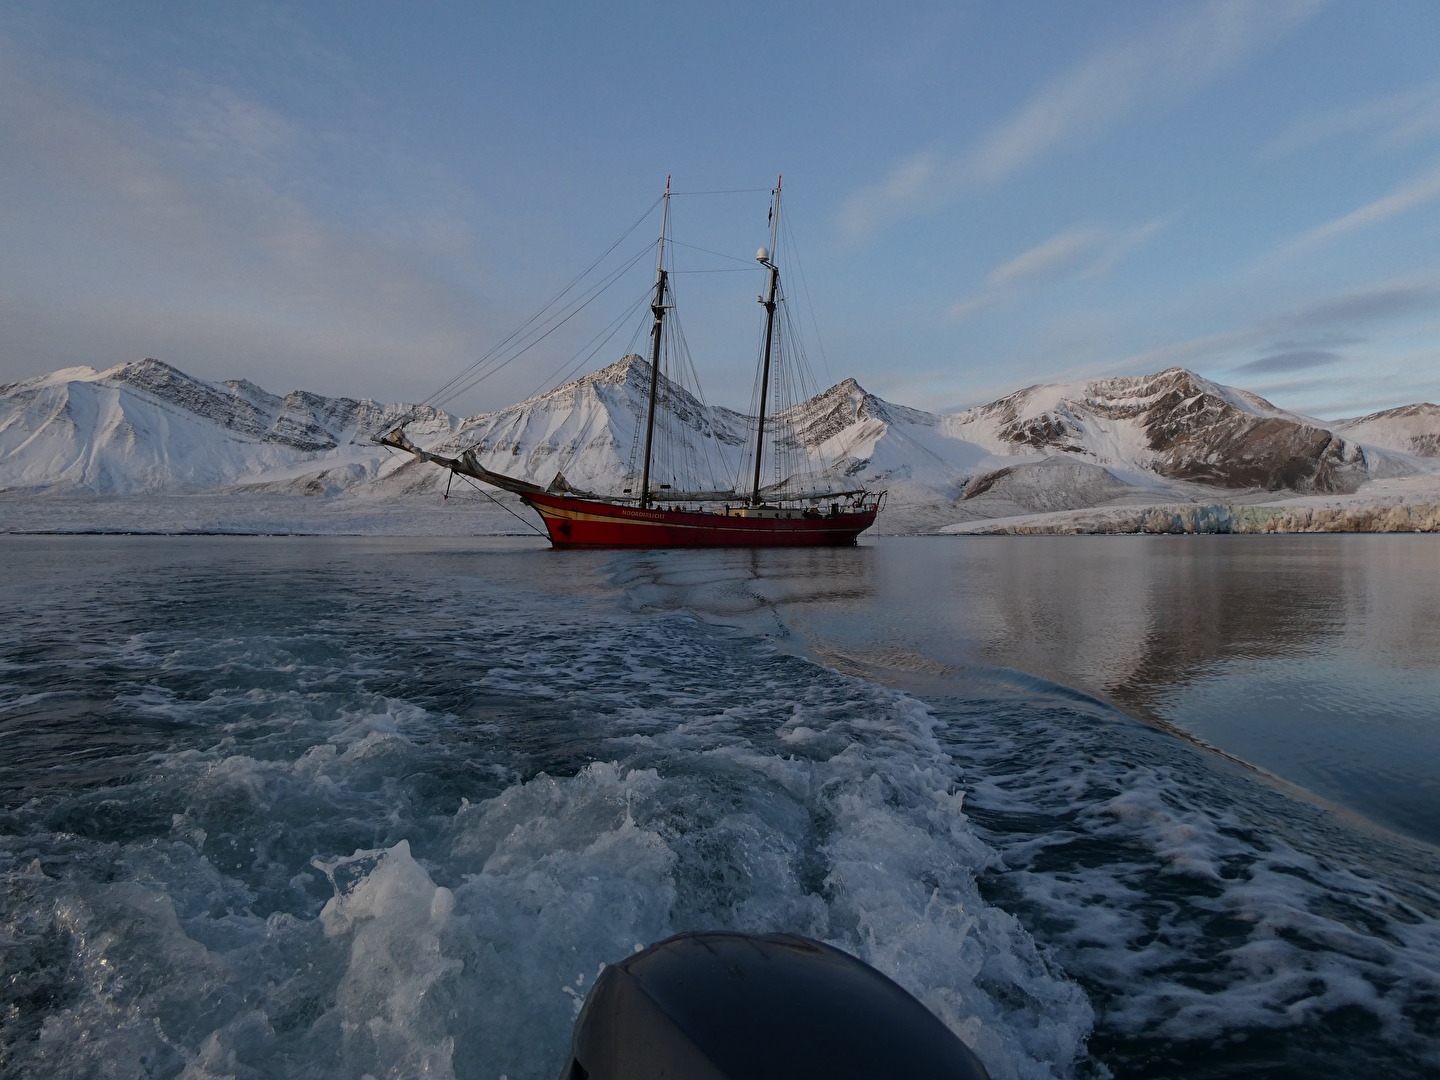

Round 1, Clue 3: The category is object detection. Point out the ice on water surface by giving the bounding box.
[0,537,1437,1079]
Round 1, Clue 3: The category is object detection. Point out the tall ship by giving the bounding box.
[381,179,884,547]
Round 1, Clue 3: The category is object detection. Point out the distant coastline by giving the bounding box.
[943,489,1440,535]
[6,358,1439,537]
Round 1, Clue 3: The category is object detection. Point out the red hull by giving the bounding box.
[520,491,877,547]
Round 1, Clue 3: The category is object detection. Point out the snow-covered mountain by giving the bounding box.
[400,356,753,498]
[1333,403,1440,459]
[0,358,456,494]
[4,357,1438,518]
[391,359,988,507]
[945,367,1382,493]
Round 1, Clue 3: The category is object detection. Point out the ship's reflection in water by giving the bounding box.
[606,535,1440,847]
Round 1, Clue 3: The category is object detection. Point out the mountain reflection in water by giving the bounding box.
[4,535,1438,1079]
[617,535,1440,846]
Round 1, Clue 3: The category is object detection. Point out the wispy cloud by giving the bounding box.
[0,34,504,403]
[1269,79,1440,156]
[1116,279,1440,374]
[1278,159,1440,253]
[986,228,1104,289]
[969,0,1322,184]
[841,0,1323,239]
[1243,373,1347,403]
[1085,282,1440,417]
[1229,348,1343,375]
[1251,374,1440,419]
[1283,283,1440,326]
[948,220,1165,320]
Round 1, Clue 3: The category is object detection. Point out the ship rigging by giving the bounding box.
[379,178,884,546]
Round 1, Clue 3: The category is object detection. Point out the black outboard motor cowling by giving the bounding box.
[560,931,991,1080]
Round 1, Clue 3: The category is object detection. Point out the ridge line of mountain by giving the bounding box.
[3,355,1437,503]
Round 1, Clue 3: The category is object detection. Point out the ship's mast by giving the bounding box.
[749,176,782,506]
[638,177,671,509]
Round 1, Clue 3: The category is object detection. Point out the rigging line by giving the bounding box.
[671,310,725,490]
[668,187,772,195]
[665,238,763,265]
[737,305,770,494]
[420,196,662,407]
[781,211,833,388]
[552,287,651,384]
[456,474,546,535]
[621,309,650,483]
[781,301,820,399]
[426,264,628,409]
[422,197,661,405]
[554,396,601,476]
[506,241,654,347]
[661,309,695,488]
[671,268,761,274]
[433,241,654,408]
[433,243,655,410]
[520,287,651,403]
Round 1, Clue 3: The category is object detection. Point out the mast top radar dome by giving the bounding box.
[756,246,769,262]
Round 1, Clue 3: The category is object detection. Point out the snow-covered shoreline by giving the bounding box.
[0,492,538,538]
[940,476,1440,535]
[7,476,1440,538]
[6,356,1439,536]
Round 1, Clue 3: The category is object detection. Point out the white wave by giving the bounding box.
[940,688,1440,1072]
[1,563,1092,1080]
[7,539,1439,1078]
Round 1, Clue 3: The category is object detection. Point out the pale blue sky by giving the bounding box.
[3,1,1440,419]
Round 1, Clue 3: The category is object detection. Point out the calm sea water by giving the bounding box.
[1,535,1437,1079]
[643,535,1440,846]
